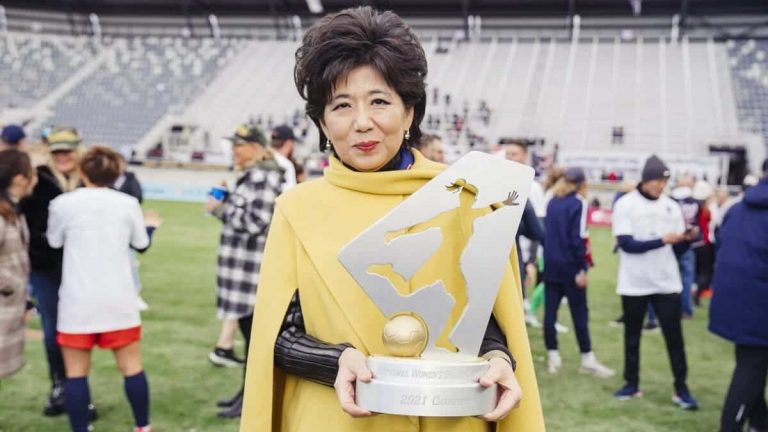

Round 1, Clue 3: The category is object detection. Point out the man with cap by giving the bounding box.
[543,167,614,378]
[612,155,699,409]
[711,158,768,432]
[205,124,284,418]
[270,125,297,190]
[1,124,26,150]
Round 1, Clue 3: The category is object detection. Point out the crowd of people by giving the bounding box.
[0,5,767,432]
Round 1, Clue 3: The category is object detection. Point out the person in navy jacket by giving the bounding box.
[710,160,768,432]
[543,167,614,378]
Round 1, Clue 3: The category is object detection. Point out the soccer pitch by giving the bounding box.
[0,200,735,431]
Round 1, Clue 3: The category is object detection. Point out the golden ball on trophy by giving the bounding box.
[382,313,428,357]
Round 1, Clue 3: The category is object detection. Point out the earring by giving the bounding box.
[404,130,411,141]
[325,139,332,151]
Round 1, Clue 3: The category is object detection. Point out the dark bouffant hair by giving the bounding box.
[0,149,32,222]
[80,146,122,187]
[294,6,428,152]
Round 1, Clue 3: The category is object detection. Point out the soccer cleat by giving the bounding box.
[208,348,245,367]
[43,381,65,416]
[579,353,616,378]
[613,384,643,400]
[525,313,542,328]
[672,390,699,410]
[547,350,562,374]
[134,426,153,432]
[217,394,243,419]
[217,389,244,409]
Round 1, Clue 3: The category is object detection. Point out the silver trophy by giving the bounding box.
[338,151,533,417]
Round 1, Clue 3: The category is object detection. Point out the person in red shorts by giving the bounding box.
[47,146,156,432]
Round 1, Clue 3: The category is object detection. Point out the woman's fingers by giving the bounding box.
[334,377,372,417]
[478,358,523,422]
[334,348,374,417]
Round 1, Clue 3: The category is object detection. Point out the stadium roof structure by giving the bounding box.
[5,0,768,17]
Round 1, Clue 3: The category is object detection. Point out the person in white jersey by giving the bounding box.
[47,146,155,432]
[611,155,699,410]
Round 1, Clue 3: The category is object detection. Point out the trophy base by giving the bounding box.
[356,356,497,417]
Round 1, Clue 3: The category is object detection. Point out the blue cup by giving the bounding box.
[209,186,228,201]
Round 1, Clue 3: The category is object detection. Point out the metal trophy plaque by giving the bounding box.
[338,151,534,417]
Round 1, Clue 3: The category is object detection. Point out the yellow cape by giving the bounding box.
[240,151,545,432]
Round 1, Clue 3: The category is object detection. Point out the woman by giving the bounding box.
[205,124,284,418]
[20,126,85,416]
[47,146,154,432]
[240,7,544,432]
[0,150,36,381]
[543,167,613,378]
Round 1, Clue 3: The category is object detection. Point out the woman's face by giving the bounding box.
[321,65,414,172]
[10,169,38,199]
[51,150,78,175]
[232,142,262,169]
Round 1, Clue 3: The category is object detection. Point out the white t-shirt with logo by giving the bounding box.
[47,188,149,333]
[612,190,685,296]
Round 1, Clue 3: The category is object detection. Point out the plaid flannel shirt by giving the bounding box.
[214,160,283,319]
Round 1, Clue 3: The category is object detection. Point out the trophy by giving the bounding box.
[338,152,533,417]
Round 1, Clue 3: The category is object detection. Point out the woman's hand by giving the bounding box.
[204,197,222,214]
[334,347,374,417]
[144,210,163,228]
[478,357,523,422]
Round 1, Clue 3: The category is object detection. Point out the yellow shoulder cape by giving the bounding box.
[240,151,545,432]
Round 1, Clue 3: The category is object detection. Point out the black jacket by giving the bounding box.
[113,171,143,203]
[20,166,67,276]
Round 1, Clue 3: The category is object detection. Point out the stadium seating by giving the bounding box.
[0,34,97,110]
[0,31,758,161]
[727,39,768,148]
[43,36,246,153]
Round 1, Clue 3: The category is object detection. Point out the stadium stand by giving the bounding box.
[42,36,246,154]
[0,33,97,110]
[728,39,768,148]
[0,8,763,167]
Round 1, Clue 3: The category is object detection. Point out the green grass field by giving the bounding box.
[0,200,737,431]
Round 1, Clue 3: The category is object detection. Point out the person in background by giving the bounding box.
[505,141,547,328]
[530,166,569,333]
[710,159,768,432]
[543,167,614,378]
[414,133,445,163]
[293,160,307,183]
[505,141,545,216]
[20,126,88,418]
[206,124,283,418]
[270,125,298,190]
[611,155,699,409]
[692,181,714,308]
[113,155,157,311]
[1,124,27,151]
[114,154,144,203]
[0,150,37,381]
[47,146,155,432]
[671,175,700,319]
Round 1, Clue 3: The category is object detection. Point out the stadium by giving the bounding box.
[1,1,767,431]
